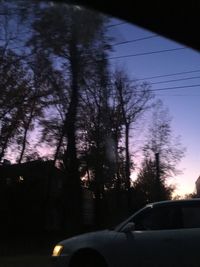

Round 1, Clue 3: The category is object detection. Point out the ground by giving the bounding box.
[0,255,52,267]
[0,232,66,267]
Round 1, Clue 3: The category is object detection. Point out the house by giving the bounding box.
[0,159,95,233]
[195,176,200,197]
[0,160,65,232]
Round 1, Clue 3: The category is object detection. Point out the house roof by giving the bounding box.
[0,160,64,180]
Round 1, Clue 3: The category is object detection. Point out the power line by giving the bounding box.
[157,94,200,96]
[136,69,200,81]
[109,47,187,60]
[107,22,127,28]
[1,35,159,53]
[112,35,158,46]
[1,34,157,51]
[150,84,200,92]
[150,76,200,85]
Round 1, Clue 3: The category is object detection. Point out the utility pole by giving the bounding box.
[155,152,161,201]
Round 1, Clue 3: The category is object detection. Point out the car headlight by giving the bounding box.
[52,244,64,256]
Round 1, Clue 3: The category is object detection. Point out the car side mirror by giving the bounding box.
[122,222,135,233]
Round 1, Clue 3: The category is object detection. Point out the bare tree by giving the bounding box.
[112,70,153,212]
[113,70,153,188]
[0,48,30,161]
[143,100,185,178]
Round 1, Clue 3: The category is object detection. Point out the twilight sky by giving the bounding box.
[107,17,200,196]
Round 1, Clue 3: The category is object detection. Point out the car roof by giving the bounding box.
[147,198,200,208]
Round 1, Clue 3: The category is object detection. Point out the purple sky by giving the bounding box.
[107,17,200,196]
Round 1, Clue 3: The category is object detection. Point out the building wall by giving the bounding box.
[196,176,200,197]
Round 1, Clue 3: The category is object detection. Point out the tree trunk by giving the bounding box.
[0,133,11,161]
[114,130,122,222]
[62,38,82,234]
[125,123,131,190]
[117,80,132,214]
[125,122,132,213]
[18,110,34,164]
[155,152,162,201]
[18,126,29,164]
[53,130,64,165]
[0,143,7,161]
[93,133,104,229]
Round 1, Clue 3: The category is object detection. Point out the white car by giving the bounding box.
[52,199,200,267]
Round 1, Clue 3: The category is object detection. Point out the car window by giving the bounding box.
[133,205,200,231]
[182,206,200,228]
[133,206,182,230]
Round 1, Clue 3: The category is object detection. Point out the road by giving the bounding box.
[0,255,52,267]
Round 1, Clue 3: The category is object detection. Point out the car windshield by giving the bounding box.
[0,1,200,266]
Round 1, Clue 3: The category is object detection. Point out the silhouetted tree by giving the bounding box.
[141,100,185,202]
[143,100,185,178]
[0,48,30,161]
[76,27,113,227]
[113,69,153,212]
[134,158,174,208]
[28,3,110,232]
